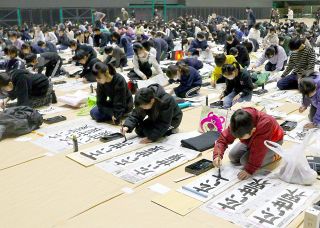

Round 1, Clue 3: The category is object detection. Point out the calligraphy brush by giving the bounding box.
[121,121,127,143]
[212,109,230,181]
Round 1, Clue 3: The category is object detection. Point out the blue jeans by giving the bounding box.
[223,91,252,108]
[90,106,113,122]
[277,73,298,90]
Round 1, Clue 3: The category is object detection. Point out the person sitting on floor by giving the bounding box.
[178,56,204,70]
[90,62,133,125]
[104,46,127,68]
[111,31,134,58]
[25,52,62,78]
[210,53,238,88]
[219,63,253,108]
[213,107,284,180]
[262,26,279,49]
[298,77,320,130]
[73,49,101,82]
[56,30,70,50]
[225,34,240,55]
[149,32,168,62]
[128,43,162,80]
[8,31,24,49]
[277,37,316,90]
[0,45,25,73]
[141,40,157,59]
[188,32,209,55]
[166,63,202,98]
[37,40,57,53]
[69,40,97,58]
[0,69,52,108]
[229,45,250,68]
[93,27,111,48]
[252,45,287,72]
[21,43,43,56]
[121,84,183,144]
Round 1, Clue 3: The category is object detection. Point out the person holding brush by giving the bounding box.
[121,84,182,144]
[213,108,284,180]
[90,62,133,125]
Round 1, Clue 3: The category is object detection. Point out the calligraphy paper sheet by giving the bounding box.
[248,185,316,228]
[202,175,319,228]
[263,90,296,101]
[284,120,311,144]
[136,74,169,89]
[54,80,94,91]
[97,144,200,184]
[37,106,68,116]
[285,94,302,104]
[33,119,118,153]
[67,137,145,167]
[177,165,241,202]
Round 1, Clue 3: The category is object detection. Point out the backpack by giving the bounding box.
[0,106,43,140]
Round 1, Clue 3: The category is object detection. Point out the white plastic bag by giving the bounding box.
[264,139,317,185]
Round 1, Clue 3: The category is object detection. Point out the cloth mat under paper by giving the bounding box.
[181,131,220,152]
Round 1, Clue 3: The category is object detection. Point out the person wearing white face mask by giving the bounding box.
[129,43,163,80]
[219,62,253,108]
[166,63,202,98]
[188,32,209,55]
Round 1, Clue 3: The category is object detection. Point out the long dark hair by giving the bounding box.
[265,45,278,58]
[0,72,11,87]
[221,62,241,75]
[134,87,162,119]
[92,62,116,78]
[166,63,190,79]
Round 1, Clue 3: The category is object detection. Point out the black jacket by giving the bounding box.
[8,70,49,107]
[80,56,101,82]
[0,58,25,73]
[93,33,110,48]
[223,69,254,98]
[36,52,61,74]
[76,44,97,58]
[235,44,250,68]
[225,38,240,55]
[43,41,57,53]
[104,46,126,68]
[152,38,168,62]
[96,73,133,120]
[57,33,70,46]
[124,84,183,141]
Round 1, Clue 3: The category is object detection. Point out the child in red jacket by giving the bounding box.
[213,107,284,180]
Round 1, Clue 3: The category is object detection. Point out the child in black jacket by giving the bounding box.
[73,50,101,82]
[0,69,51,108]
[25,52,62,78]
[219,63,254,108]
[121,84,183,144]
[90,62,133,124]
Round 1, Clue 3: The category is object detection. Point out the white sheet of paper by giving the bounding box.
[201,176,319,228]
[97,144,200,184]
[285,94,302,104]
[178,165,240,202]
[37,106,68,115]
[285,120,311,144]
[148,183,171,194]
[263,90,296,101]
[33,119,118,153]
[248,186,316,228]
[67,137,145,166]
[137,74,169,89]
[285,114,306,122]
[58,90,89,107]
